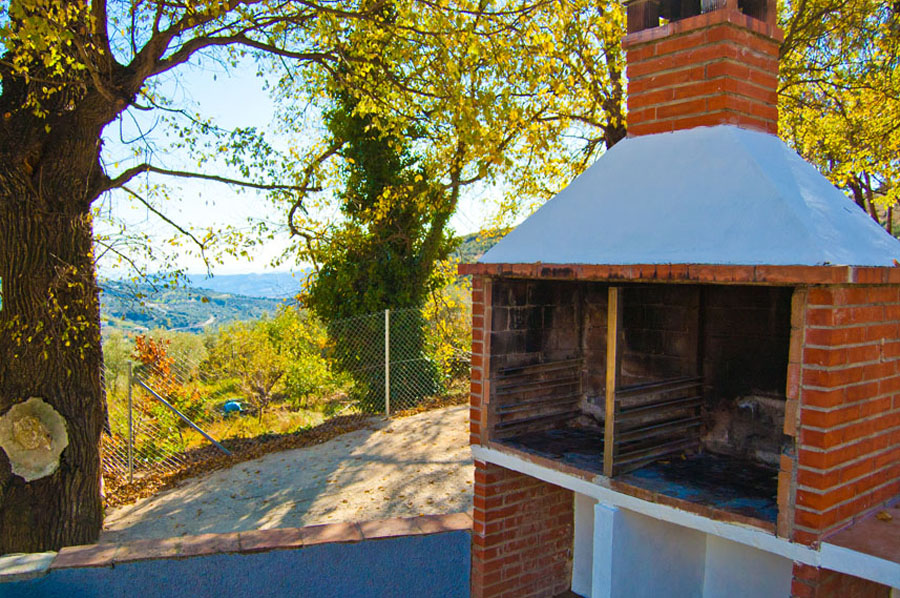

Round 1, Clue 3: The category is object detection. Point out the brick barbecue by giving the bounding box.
[461,1,900,596]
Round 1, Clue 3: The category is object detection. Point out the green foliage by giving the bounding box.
[271,307,350,409]
[779,0,900,227]
[451,230,510,264]
[101,329,133,398]
[143,328,209,376]
[276,0,628,246]
[307,90,455,320]
[204,306,345,416]
[205,317,288,420]
[304,89,453,410]
[423,260,472,382]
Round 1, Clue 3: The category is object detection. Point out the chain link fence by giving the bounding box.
[101,304,471,484]
[327,307,463,415]
[101,364,188,478]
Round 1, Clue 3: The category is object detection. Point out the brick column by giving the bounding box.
[788,284,900,598]
[790,563,891,598]
[471,461,574,598]
[470,275,490,446]
[623,8,782,137]
[795,285,900,544]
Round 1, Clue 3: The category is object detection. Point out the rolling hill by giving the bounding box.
[100,230,507,333]
[100,280,286,334]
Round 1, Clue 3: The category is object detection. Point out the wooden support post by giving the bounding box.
[604,287,623,478]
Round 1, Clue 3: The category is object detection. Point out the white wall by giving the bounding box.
[703,535,793,598]
[592,504,707,598]
[572,494,597,597]
[581,496,793,598]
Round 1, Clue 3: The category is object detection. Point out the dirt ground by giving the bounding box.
[100,405,472,542]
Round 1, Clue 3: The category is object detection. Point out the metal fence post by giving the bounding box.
[385,308,390,417]
[127,361,134,484]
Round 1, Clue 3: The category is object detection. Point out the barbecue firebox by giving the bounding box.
[485,279,792,523]
[463,0,900,595]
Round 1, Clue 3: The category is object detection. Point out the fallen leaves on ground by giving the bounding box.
[102,415,371,509]
[102,391,467,510]
[390,389,466,418]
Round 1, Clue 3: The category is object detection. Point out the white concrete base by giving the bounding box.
[703,535,794,598]
[583,502,792,598]
[473,445,900,591]
[572,494,596,597]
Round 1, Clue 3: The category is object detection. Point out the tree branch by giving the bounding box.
[104,163,314,193]
[90,0,112,58]
[120,186,210,264]
[92,238,150,279]
[152,33,338,77]
[287,141,344,235]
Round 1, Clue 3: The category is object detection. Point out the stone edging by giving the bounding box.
[0,512,473,583]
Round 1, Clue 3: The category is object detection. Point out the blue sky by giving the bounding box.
[96,56,489,278]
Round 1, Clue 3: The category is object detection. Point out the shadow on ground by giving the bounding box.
[101,405,473,542]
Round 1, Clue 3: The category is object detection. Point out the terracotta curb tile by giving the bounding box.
[299,522,363,546]
[824,505,900,564]
[35,515,474,573]
[359,516,422,540]
[113,537,180,564]
[415,512,473,535]
[178,532,241,557]
[238,527,305,553]
[51,543,119,569]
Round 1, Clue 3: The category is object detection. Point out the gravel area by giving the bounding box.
[101,405,472,542]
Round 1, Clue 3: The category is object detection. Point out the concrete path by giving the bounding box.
[101,405,472,542]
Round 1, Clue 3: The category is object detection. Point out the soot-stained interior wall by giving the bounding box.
[490,279,582,374]
[489,279,793,465]
[700,285,793,465]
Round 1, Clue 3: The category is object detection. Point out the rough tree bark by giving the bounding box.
[0,98,114,552]
[0,0,333,553]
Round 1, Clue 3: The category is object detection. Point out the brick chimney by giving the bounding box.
[623,0,782,137]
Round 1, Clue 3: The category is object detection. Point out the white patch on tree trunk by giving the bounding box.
[0,397,69,482]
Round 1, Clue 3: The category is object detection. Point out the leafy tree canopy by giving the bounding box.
[305,87,454,320]
[0,0,628,552]
[779,0,900,227]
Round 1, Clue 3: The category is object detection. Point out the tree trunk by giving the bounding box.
[848,177,881,225]
[0,164,105,553]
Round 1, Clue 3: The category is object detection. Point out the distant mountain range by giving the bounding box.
[184,271,308,299]
[100,231,506,334]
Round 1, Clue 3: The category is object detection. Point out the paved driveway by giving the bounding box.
[101,405,472,542]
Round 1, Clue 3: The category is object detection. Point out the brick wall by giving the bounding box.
[703,285,793,398]
[622,9,781,137]
[470,278,576,596]
[471,461,574,598]
[790,563,891,598]
[621,285,700,386]
[794,285,900,544]
[489,279,582,371]
[471,276,489,446]
[582,284,608,398]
